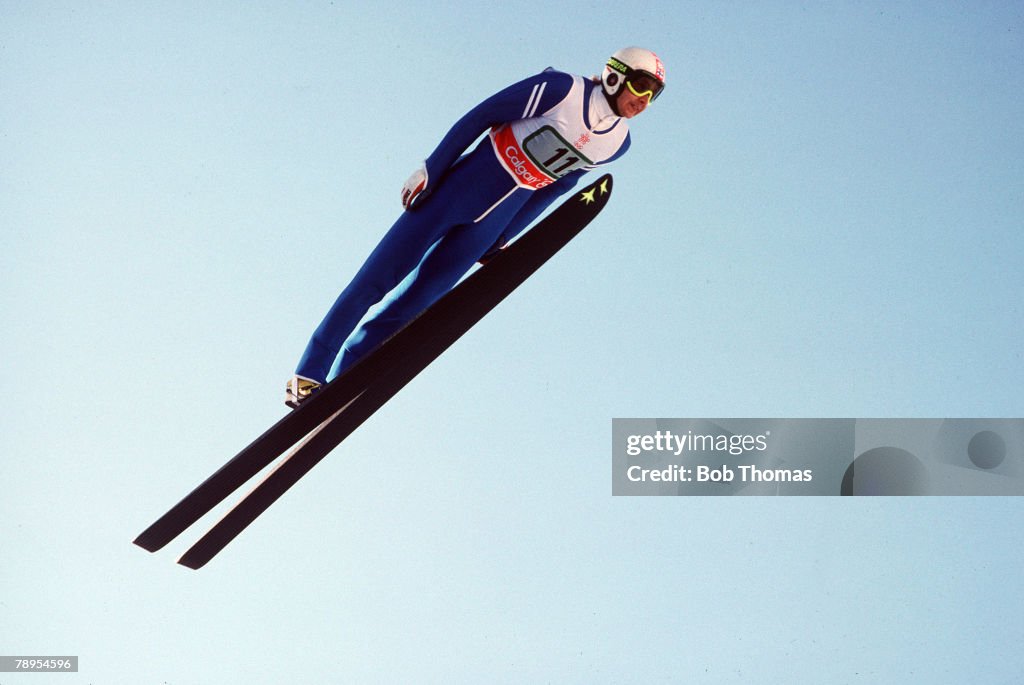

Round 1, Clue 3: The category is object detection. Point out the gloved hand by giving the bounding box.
[401,163,430,210]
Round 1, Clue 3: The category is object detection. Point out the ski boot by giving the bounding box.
[285,375,322,409]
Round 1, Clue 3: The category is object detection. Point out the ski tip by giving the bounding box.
[577,174,612,205]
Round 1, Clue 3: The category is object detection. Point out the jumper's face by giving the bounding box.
[615,73,662,118]
[615,87,649,118]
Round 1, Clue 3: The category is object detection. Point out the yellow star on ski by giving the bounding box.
[599,178,609,195]
[580,188,596,204]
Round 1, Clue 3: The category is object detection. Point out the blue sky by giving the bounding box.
[2,1,1023,683]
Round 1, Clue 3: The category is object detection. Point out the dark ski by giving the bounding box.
[135,174,613,566]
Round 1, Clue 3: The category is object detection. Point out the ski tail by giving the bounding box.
[133,355,376,551]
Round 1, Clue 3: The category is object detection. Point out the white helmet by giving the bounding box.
[601,47,666,102]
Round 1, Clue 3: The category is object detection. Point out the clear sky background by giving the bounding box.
[2,1,1022,683]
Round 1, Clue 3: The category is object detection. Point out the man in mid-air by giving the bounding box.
[287,47,666,407]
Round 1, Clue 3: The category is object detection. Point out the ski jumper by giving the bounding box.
[295,68,632,384]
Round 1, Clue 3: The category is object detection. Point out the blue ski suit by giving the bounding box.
[296,68,631,383]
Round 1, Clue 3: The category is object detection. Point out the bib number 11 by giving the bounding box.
[523,126,593,178]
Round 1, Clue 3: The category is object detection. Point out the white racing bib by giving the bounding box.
[489,75,628,189]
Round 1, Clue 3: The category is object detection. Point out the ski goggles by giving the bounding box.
[625,72,664,104]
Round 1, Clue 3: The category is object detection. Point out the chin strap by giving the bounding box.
[603,89,622,117]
